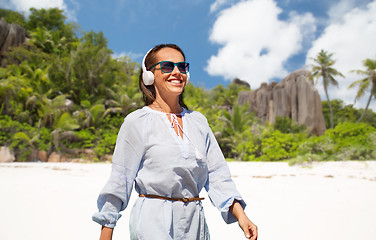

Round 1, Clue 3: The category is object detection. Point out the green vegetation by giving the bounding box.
[1,8,141,161]
[321,99,376,128]
[0,8,26,27]
[290,122,376,165]
[1,8,376,163]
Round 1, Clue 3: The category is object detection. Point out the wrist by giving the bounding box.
[238,214,250,224]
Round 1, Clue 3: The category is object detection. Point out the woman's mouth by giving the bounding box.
[168,79,183,84]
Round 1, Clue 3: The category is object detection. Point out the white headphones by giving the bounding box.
[141,48,190,86]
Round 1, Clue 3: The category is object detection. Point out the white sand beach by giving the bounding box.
[0,161,375,240]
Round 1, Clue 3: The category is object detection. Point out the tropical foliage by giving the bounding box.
[1,8,375,163]
[290,122,376,165]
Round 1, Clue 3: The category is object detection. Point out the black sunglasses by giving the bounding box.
[149,61,189,74]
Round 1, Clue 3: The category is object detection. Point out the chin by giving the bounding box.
[169,89,184,96]
[167,83,185,93]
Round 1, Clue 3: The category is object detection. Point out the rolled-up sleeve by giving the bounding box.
[92,113,144,228]
[204,124,246,224]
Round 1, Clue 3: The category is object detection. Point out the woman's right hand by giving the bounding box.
[100,226,113,240]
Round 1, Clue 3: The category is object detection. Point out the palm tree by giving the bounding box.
[221,104,252,134]
[349,58,376,122]
[30,26,68,55]
[51,112,79,152]
[20,63,51,94]
[0,65,30,116]
[37,94,73,129]
[103,90,140,118]
[310,50,344,129]
[73,100,107,128]
[12,132,40,161]
[218,104,255,160]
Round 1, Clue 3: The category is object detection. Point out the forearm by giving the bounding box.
[229,200,248,222]
[100,226,113,240]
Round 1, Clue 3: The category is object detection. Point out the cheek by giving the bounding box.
[154,73,166,83]
[153,75,169,90]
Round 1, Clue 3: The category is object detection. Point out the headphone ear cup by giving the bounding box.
[142,48,155,86]
[186,72,190,84]
[143,70,154,85]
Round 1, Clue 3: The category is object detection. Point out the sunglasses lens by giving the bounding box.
[160,62,174,73]
[177,62,189,74]
[158,61,189,74]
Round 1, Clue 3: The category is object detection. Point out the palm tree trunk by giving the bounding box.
[358,85,375,122]
[324,86,334,129]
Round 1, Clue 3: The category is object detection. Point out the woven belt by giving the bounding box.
[139,194,205,203]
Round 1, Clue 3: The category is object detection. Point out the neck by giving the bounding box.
[150,95,182,114]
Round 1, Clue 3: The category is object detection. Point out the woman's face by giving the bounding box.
[152,47,188,100]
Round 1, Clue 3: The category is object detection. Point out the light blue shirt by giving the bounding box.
[92,106,246,240]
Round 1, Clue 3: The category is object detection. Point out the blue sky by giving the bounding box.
[2,0,376,110]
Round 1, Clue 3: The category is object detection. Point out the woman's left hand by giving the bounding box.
[229,200,258,239]
[238,215,258,240]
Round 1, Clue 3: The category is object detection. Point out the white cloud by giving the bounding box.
[289,11,316,48]
[306,0,376,111]
[1,0,77,21]
[328,0,370,23]
[328,0,357,23]
[210,0,233,13]
[206,0,316,89]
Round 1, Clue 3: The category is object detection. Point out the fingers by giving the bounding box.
[242,224,257,240]
[244,228,251,239]
[242,226,251,239]
[237,215,257,239]
[250,225,258,240]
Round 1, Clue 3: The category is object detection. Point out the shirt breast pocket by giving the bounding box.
[194,149,207,169]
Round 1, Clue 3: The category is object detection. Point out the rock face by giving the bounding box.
[0,146,16,162]
[231,78,251,89]
[48,152,68,162]
[36,151,48,162]
[238,69,326,135]
[0,18,27,67]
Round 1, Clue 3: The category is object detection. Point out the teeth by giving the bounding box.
[170,80,181,84]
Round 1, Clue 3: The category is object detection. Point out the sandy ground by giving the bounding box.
[0,161,375,240]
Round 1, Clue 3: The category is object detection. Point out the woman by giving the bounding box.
[93,44,258,240]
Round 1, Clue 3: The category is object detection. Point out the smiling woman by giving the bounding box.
[140,44,189,113]
[139,44,189,111]
[92,43,258,240]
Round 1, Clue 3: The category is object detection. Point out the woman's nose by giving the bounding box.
[171,65,181,74]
